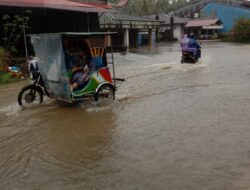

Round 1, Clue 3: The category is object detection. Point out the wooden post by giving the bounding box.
[148,29,152,47]
[170,16,174,41]
[124,28,129,51]
[22,24,28,59]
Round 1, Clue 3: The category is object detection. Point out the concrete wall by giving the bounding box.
[202,3,250,32]
[159,24,184,41]
[174,25,183,41]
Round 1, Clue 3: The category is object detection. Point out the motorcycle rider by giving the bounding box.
[181,33,201,61]
[180,34,190,52]
[188,33,201,61]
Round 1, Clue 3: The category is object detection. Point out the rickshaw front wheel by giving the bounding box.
[94,84,115,103]
[18,85,43,108]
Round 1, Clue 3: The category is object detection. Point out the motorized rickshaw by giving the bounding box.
[18,32,124,107]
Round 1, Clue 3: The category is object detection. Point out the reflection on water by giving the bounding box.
[44,109,115,167]
[0,101,116,189]
[1,42,250,189]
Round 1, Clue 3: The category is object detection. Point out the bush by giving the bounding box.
[229,18,250,42]
[0,72,12,85]
[0,72,20,85]
[0,47,5,67]
[0,46,13,68]
[219,32,231,42]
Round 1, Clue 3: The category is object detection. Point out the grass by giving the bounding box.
[0,72,21,85]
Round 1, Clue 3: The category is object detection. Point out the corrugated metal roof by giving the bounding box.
[146,14,189,24]
[105,12,159,22]
[185,18,221,27]
[0,0,112,12]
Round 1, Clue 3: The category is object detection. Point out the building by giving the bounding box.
[99,12,160,49]
[0,0,112,56]
[147,14,189,41]
[174,0,246,18]
[201,2,250,32]
[185,18,223,39]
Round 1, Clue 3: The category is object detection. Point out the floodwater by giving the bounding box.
[1,42,250,190]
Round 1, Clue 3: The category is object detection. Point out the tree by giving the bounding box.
[1,10,31,55]
[113,0,193,16]
[230,18,250,42]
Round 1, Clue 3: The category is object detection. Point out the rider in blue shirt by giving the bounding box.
[188,33,201,60]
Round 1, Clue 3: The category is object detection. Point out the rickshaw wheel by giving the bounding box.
[95,84,115,104]
[18,85,43,108]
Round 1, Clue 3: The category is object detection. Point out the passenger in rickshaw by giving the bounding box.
[64,40,90,71]
[70,49,91,91]
[63,39,108,91]
[70,64,90,91]
[70,49,107,91]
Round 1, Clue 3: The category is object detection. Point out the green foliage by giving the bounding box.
[0,47,5,67]
[218,32,231,42]
[0,47,13,68]
[127,0,167,15]
[1,10,31,55]
[117,0,191,16]
[229,18,250,42]
[0,72,19,85]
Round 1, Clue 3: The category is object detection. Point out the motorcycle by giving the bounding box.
[181,48,201,64]
[18,71,50,107]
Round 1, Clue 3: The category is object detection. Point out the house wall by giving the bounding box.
[159,24,184,41]
[202,3,250,32]
[174,25,183,41]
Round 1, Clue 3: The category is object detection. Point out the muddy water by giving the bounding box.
[1,42,250,190]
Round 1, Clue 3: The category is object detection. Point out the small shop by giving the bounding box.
[185,18,223,40]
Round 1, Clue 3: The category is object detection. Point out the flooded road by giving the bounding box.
[1,42,250,190]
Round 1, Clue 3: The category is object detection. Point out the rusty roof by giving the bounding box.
[0,0,112,12]
[186,18,222,27]
[108,12,159,22]
[146,14,190,25]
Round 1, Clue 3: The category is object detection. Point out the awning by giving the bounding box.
[0,0,113,13]
[202,25,224,29]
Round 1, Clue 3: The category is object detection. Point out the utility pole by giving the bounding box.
[170,11,174,41]
[22,24,28,59]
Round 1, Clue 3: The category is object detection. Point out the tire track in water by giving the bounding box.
[116,84,210,103]
[116,61,208,103]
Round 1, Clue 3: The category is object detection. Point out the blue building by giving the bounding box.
[202,2,250,32]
